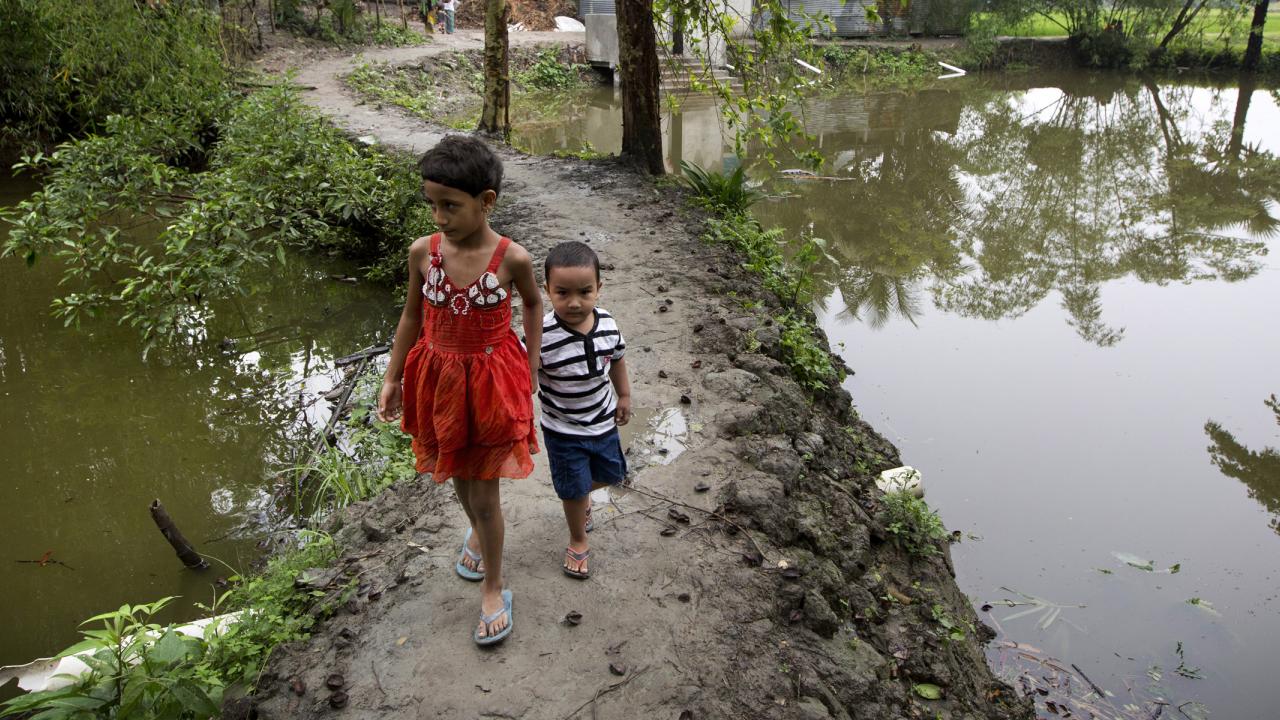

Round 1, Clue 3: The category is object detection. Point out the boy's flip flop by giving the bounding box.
[455,527,484,581]
[563,547,591,580]
[474,589,513,646]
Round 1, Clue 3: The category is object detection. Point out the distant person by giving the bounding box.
[418,0,436,34]
[537,241,632,580]
[442,0,456,33]
[378,135,542,646]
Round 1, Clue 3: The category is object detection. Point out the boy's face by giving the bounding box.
[422,180,496,242]
[545,264,601,327]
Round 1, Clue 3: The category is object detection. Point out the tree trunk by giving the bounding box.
[399,0,407,28]
[149,499,209,570]
[1159,0,1207,49]
[478,0,511,137]
[616,0,664,174]
[1243,0,1270,72]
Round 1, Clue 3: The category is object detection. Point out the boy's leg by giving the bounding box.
[562,481,611,574]
[467,479,508,638]
[452,479,483,573]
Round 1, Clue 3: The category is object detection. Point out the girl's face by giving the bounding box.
[422,180,495,243]
[545,264,601,328]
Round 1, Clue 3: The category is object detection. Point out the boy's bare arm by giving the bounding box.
[609,356,631,425]
[506,243,543,394]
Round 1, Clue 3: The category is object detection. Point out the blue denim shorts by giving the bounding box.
[543,426,628,501]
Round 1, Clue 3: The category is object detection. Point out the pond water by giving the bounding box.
[515,73,1280,716]
[0,178,397,676]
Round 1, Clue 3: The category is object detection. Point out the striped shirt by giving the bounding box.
[538,308,626,436]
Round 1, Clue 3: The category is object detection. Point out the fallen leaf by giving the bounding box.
[668,508,690,523]
[691,360,702,369]
[290,678,306,696]
[912,683,942,700]
[660,527,677,537]
[609,662,626,676]
[679,394,692,405]
[694,481,710,493]
[396,636,408,646]
[328,691,348,709]
[564,611,583,626]
[325,673,345,690]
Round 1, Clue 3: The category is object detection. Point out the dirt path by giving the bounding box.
[248,35,1031,720]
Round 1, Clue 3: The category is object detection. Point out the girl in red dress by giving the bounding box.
[378,136,541,646]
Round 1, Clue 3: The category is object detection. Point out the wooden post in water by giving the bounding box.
[149,499,209,570]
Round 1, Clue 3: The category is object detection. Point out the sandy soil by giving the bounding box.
[244,32,1033,720]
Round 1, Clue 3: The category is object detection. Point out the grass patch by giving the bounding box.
[882,490,947,557]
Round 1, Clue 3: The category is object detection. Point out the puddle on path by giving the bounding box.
[589,406,691,518]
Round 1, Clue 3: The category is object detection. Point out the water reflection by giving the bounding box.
[0,177,395,669]
[1205,395,1280,534]
[754,74,1280,346]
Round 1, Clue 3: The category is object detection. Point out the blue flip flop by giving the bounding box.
[474,589,513,646]
[454,527,484,581]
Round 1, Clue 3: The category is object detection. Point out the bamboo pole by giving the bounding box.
[149,500,209,570]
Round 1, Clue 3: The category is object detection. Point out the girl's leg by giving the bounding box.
[467,479,508,638]
[452,479,483,573]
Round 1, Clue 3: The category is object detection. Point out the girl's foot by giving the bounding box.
[474,589,513,645]
[455,527,485,580]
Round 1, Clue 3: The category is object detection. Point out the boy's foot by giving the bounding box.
[563,545,591,579]
[474,589,513,645]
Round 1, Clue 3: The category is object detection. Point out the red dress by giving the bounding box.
[401,234,538,482]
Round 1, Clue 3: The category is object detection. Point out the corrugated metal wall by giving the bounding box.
[580,0,616,17]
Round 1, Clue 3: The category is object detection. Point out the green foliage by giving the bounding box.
[0,597,220,720]
[0,0,229,143]
[930,603,971,643]
[882,490,947,557]
[777,312,841,390]
[514,48,585,90]
[298,377,416,520]
[819,46,937,80]
[347,60,440,119]
[0,534,346,720]
[2,84,434,352]
[701,211,843,390]
[366,18,429,47]
[679,161,764,214]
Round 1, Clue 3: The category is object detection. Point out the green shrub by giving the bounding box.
[0,0,228,143]
[881,490,947,557]
[679,161,764,214]
[0,532,347,720]
[514,48,584,90]
[2,84,434,351]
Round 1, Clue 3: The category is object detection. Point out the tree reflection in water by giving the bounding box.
[755,74,1280,346]
[1205,395,1280,535]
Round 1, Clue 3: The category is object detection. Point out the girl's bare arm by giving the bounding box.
[378,238,429,421]
[506,242,543,393]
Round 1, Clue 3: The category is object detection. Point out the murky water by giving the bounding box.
[0,177,397,674]
[516,73,1280,716]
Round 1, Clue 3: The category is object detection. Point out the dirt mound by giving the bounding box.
[456,0,577,31]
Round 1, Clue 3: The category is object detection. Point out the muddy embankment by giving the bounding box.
[246,34,1034,720]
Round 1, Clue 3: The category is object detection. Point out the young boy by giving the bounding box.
[538,241,631,579]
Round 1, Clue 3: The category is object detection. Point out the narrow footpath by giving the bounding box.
[248,31,1031,720]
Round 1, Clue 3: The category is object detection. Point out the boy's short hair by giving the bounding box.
[417,135,503,197]
[544,241,600,284]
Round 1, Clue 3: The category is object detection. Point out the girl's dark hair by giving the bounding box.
[544,241,600,283]
[417,135,503,197]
